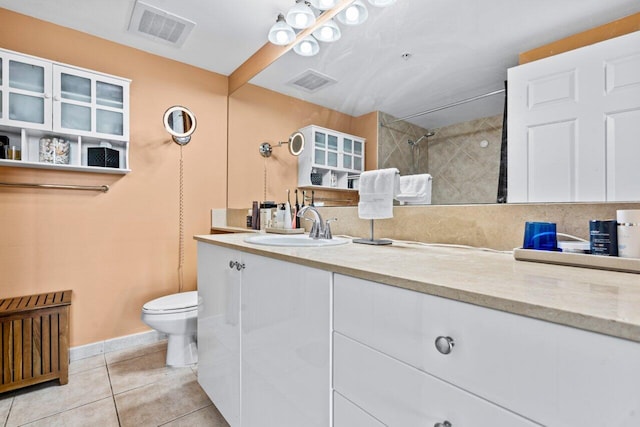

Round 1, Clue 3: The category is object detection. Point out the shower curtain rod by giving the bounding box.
[0,182,109,192]
[387,89,506,124]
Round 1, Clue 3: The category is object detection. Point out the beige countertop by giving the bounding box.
[194,232,640,343]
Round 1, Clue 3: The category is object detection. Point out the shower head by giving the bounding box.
[408,131,435,146]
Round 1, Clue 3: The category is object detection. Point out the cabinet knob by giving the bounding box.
[53,95,61,102]
[228,260,245,271]
[435,336,455,355]
[44,93,52,99]
[434,422,452,427]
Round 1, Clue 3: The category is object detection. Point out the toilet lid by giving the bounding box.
[143,291,198,313]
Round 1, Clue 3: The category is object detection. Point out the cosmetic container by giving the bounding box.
[589,220,618,256]
[617,210,640,258]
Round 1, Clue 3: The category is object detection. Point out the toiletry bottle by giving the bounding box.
[246,209,252,228]
[618,210,640,258]
[294,189,300,228]
[284,201,292,229]
[276,204,286,229]
[252,201,260,230]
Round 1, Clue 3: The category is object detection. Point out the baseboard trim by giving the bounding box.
[69,330,167,362]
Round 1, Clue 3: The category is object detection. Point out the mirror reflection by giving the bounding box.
[229,1,640,207]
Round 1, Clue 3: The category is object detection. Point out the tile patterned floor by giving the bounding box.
[0,341,230,427]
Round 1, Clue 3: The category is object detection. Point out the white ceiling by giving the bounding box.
[2,0,640,129]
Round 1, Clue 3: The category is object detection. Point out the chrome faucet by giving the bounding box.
[297,206,337,240]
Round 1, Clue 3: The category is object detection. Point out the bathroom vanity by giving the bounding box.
[195,233,640,427]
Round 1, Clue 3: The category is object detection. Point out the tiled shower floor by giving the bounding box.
[0,341,230,427]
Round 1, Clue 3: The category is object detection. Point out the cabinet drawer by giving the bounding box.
[334,274,640,426]
[334,392,384,427]
[334,333,538,427]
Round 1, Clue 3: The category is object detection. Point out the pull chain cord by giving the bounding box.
[263,157,268,202]
[178,144,185,293]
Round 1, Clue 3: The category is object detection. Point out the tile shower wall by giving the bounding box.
[428,115,502,204]
[378,111,430,176]
[378,112,503,205]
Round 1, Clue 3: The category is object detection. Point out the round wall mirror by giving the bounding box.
[258,131,306,158]
[287,131,305,156]
[163,106,197,145]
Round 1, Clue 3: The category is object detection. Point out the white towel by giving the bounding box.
[396,174,432,205]
[358,168,400,219]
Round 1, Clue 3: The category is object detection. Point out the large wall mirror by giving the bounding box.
[227,0,640,208]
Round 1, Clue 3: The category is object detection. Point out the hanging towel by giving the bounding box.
[358,168,400,219]
[395,174,432,205]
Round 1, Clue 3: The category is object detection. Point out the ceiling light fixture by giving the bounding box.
[294,35,320,56]
[337,0,369,26]
[268,0,395,57]
[367,0,397,7]
[268,14,296,45]
[285,0,317,29]
[308,0,339,10]
[312,18,341,42]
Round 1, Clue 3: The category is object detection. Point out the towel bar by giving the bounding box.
[0,182,109,192]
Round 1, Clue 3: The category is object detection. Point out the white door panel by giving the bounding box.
[606,109,640,201]
[509,30,640,202]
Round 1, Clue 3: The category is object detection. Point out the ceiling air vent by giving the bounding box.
[287,69,337,93]
[128,1,196,47]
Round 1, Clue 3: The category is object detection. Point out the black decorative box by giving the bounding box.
[310,172,323,186]
[88,147,119,168]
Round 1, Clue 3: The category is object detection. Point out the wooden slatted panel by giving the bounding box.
[58,307,69,385]
[3,322,12,384]
[13,319,22,382]
[32,315,41,377]
[51,314,59,374]
[0,290,71,392]
[42,314,50,374]
[23,317,32,379]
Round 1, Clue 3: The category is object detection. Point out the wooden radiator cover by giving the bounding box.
[0,290,72,393]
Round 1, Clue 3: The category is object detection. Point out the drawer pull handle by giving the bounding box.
[434,422,452,427]
[228,261,245,271]
[435,336,455,355]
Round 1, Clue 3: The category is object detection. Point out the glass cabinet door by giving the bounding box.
[53,65,129,140]
[353,140,364,171]
[314,131,326,165]
[327,134,338,167]
[0,52,52,130]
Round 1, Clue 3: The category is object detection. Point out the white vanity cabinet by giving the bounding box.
[333,274,640,426]
[297,125,364,190]
[197,243,241,426]
[0,47,130,173]
[196,242,331,427]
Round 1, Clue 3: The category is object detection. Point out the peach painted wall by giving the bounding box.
[0,9,228,346]
[228,83,368,208]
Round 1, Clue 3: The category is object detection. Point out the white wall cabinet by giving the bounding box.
[297,125,364,190]
[333,273,640,427]
[0,48,130,173]
[196,242,331,427]
[507,31,640,202]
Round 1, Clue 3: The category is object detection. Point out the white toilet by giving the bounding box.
[141,291,198,367]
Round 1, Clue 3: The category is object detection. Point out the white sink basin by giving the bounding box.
[244,234,350,247]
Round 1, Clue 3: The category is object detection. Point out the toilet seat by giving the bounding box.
[142,291,198,314]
